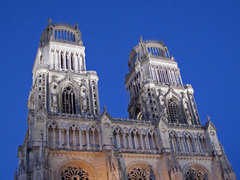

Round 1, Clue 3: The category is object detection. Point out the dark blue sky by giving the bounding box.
[0,0,239,179]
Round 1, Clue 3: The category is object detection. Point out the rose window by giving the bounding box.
[128,167,152,180]
[184,168,208,180]
[60,166,89,180]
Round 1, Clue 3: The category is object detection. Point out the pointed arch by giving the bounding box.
[183,131,195,153]
[47,120,59,146]
[197,132,208,153]
[113,126,124,149]
[129,127,141,150]
[169,130,181,152]
[146,128,158,150]
[87,124,101,149]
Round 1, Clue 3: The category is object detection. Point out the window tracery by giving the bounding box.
[168,98,180,123]
[60,166,89,180]
[184,168,208,180]
[62,86,76,114]
[128,167,153,180]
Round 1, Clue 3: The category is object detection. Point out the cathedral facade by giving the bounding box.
[15,20,236,180]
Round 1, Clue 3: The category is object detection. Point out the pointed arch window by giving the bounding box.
[62,86,76,114]
[168,98,180,123]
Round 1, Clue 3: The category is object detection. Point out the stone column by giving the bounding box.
[140,134,144,150]
[123,133,127,149]
[128,134,133,150]
[93,130,95,148]
[73,130,76,147]
[59,129,62,148]
[53,128,56,147]
[66,129,70,148]
[79,130,82,149]
[86,131,90,150]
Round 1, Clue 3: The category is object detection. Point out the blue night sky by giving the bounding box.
[0,0,239,179]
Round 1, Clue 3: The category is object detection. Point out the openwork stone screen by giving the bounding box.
[128,167,153,180]
[60,166,89,180]
[184,168,208,180]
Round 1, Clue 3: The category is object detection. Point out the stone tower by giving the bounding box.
[15,20,236,180]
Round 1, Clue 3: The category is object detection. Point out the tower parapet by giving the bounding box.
[39,18,83,46]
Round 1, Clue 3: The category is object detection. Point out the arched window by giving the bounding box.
[168,98,180,123]
[62,86,76,114]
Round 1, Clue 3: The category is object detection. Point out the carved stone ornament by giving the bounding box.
[37,117,44,123]
[60,166,89,180]
[210,131,215,136]
[103,122,110,128]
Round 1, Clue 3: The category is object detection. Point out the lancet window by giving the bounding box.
[168,98,181,123]
[60,166,89,180]
[113,126,124,149]
[62,86,76,114]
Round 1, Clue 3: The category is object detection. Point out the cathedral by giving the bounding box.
[15,20,236,180]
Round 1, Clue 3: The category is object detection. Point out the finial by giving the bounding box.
[206,115,210,121]
[103,105,107,111]
[140,36,143,42]
[47,18,52,25]
[160,40,164,45]
[75,23,78,29]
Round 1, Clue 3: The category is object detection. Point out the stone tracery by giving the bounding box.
[128,167,153,180]
[184,168,208,180]
[60,166,89,180]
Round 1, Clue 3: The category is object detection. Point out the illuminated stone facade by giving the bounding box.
[15,20,236,180]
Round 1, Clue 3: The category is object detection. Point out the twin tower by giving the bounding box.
[15,20,236,180]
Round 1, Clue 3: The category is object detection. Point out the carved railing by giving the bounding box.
[48,112,98,121]
[168,123,204,129]
[117,148,161,154]
[111,117,155,125]
[174,151,211,157]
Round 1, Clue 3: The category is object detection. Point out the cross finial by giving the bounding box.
[47,18,52,25]
[206,115,210,121]
[140,36,143,42]
[103,105,107,111]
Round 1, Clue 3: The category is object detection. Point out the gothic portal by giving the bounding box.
[15,20,236,180]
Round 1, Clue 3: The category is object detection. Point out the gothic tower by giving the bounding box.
[125,37,199,126]
[16,20,236,180]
